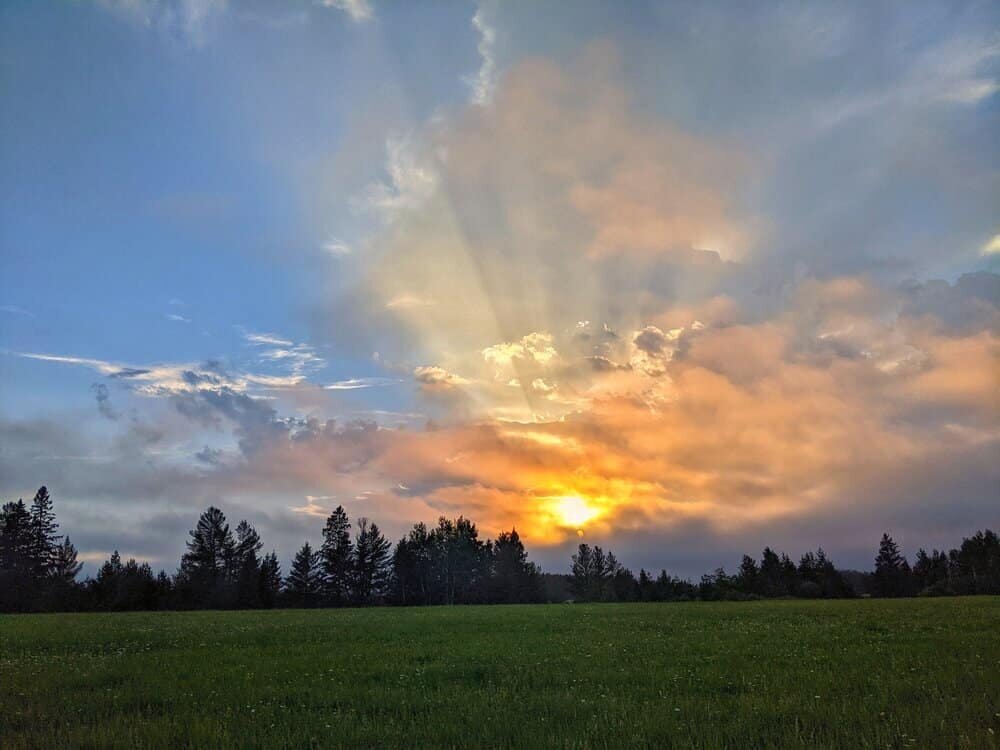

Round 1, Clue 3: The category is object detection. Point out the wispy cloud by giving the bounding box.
[354,136,437,223]
[0,304,35,318]
[325,377,402,390]
[317,0,373,23]
[166,313,191,323]
[464,3,497,106]
[322,238,352,257]
[243,330,326,378]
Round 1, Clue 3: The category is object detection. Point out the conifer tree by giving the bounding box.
[51,536,82,583]
[286,542,322,606]
[320,506,353,606]
[178,507,236,606]
[874,533,912,597]
[352,518,391,604]
[259,551,282,608]
[28,486,60,577]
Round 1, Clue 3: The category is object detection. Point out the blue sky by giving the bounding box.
[1,0,998,576]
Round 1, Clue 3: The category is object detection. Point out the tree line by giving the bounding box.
[1,487,997,612]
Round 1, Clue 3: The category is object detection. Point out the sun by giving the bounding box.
[550,495,603,529]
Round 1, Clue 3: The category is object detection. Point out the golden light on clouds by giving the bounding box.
[547,495,603,530]
[292,44,1000,555]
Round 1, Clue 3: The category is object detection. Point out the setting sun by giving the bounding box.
[549,495,603,530]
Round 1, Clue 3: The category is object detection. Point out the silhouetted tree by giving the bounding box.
[352,518,391,604]
[737,555,760,595]
[51,536,82,583]
[285,542,322,607]
[490,528,542,603]
[569,544,622,601]
[232,521,263,608]
[0,499,36,611]
[259,551,282,608]
[177,507,236,607]
[320,506,353,606]
[28,486,60,578]
[951,530,1000,594]
[874,533,912,597]
[430,517,490,604]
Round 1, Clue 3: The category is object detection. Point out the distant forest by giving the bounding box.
[1,487,998,613]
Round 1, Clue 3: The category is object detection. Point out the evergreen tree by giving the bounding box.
[0,500,33,572]
[320,506,353,606]
[430,517,490,604]
[0,499,36,611]
[391,522,434,605]
[28,486,60,577]
[352,518,391,604]
[259,551,282,608]
[285,542,322,606]
[233,520,262,607]
[637,568,654,601]
[737,554,760,595]
[759,547,786,596]
[569,544,622,601]
[491,528,541,603]
[874,533,912,597]
[51,536,82,583]
[177,507,236,607]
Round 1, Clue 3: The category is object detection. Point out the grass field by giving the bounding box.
[1,598,998,748]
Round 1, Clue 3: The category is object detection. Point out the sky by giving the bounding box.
[1,0,998,577]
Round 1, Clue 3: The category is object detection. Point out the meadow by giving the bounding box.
[1,598,998,749]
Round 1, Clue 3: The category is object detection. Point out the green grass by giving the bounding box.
[1,598,998,749]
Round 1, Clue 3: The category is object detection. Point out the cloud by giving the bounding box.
[483,332,558,369]
[91,383,119,421]
[322,238,352,257]
[0,304,34,318]
[318,0,373,23]
[95,0,229,44]
[166,313,191,323]
[324,377,402,390]
[11,350,307,397]
[464,3,497,106]
[413,365,470,389]
[354,136,438,223]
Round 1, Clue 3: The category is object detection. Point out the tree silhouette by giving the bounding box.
[491,528,541,603]
[570,544,622,601]
[352,518,391,604]
[259,550,282,608]
[28,486,60,578]
[874,533,912,597]
[51,536,82,583]
[320,506,353,606]
[178,507,236,607]
[286,542,322,606]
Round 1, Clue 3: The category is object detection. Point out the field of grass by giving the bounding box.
[1,598,998,748]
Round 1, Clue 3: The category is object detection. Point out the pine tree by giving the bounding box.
[233,520,263,607]
[286,542,322,606]
[874,533,911,597]
[352,518,391,604]
[0,500,33,572]
[178,507,236,606]
[0,500,36,611]
[737,554,760,594]
[320,506,353,606]
[51,536,82,583]
[391,522,434,605]
[491,528,541,603]
[259,551,282,608]
[28,486,60,577]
